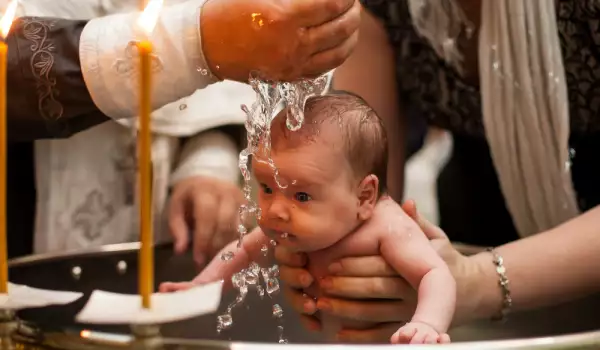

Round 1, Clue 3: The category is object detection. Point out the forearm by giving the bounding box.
[7,17,108,141]
[80,0,218,120]
[412,267,456,332]
[470,206,600,320]
[171,130,240,185]
[333,9,405,200]
[193,228,269,285]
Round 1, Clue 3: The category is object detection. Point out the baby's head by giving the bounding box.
[252,92,388,252]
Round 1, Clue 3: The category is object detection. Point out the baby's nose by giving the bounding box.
[266,198,290,222]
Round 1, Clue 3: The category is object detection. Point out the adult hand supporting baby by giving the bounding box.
[276,199,473,343]
[169,176,246,266]
[201,0,361,82]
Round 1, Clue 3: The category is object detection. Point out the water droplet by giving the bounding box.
[198,68,208,75]
[261,244,269,256]
[272,304,283,318]
[269,264,280,277]
[232,272,246,289]
[260,267,271,281]
[249,262,260,274]
[266,278,280,296]
[257,285,265,298]
[270,240,277,246]
[238,225,248,235]
[221,251,234,262]
[217,313,233,330]
[244,270,259,285]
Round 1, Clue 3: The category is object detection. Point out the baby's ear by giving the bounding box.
[357,174,379,220]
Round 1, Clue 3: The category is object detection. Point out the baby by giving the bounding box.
[160,93,456,344]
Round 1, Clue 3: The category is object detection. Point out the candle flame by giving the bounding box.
[137,0,163,35]
[0,0,17,39]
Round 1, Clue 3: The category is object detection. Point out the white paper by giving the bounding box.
[75,281,223,325]
[0,283,83,310]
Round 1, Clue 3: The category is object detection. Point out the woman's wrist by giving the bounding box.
[462,251,508,323]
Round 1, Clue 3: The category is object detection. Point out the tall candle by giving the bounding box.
[137,39,153,309]
[0,0,18,295]
[0,40,7,295]
[136,0,163,309]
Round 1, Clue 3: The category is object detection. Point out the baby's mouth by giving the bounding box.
[269,230,296,241]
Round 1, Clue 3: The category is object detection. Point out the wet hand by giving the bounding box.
[168,175,244,266]
[200,0,361,82]
[391,322,451,344]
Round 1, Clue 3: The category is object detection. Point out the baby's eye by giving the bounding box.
[294,192,312,202]
[261,183,273,194]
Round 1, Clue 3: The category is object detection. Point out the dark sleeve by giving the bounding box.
[7,17,109,142]
[360,0,395,25]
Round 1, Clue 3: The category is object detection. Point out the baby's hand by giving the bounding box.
[391,321,450,344]
[159,281,198,293]
[159,228,269,293]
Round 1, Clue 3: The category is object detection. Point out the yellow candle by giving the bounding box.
[137,40,153,309]
[0,0,17,296]
[0,41,7,294]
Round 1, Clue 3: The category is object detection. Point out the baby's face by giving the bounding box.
[253,140,362,252]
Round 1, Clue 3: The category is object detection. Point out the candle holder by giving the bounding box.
[130,324,162,350]
[0,309,18,350]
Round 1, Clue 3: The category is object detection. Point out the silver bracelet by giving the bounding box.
[486,247,512,322]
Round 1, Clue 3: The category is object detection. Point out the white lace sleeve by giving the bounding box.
[170,130,240,186]
[79,0,218,120]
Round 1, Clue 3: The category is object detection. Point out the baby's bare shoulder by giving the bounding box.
[335,227,381,256]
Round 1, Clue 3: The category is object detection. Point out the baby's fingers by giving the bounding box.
[438,333,451,344]
[158,281,196,293]
[410,330,429,344]
[391,327,415,344]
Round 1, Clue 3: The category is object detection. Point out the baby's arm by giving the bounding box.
[160,227,269,292]
[379,222,456,344]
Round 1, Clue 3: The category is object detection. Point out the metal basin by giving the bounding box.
[6,242,600,349]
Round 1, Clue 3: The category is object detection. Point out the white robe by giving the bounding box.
[14,0,256,253]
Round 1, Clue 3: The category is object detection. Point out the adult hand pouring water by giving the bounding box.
[201,0,362,82]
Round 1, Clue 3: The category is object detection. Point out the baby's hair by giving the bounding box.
[301,92,389,196]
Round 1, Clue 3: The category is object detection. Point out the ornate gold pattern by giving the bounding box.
[21,18,64,121]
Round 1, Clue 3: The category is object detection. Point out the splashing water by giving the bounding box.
[216,262,282,332]
[216,73,329,340]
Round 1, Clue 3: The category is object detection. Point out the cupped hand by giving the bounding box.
[168,175,245,266]
[200,0,361,82]
[276,198,474,343]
